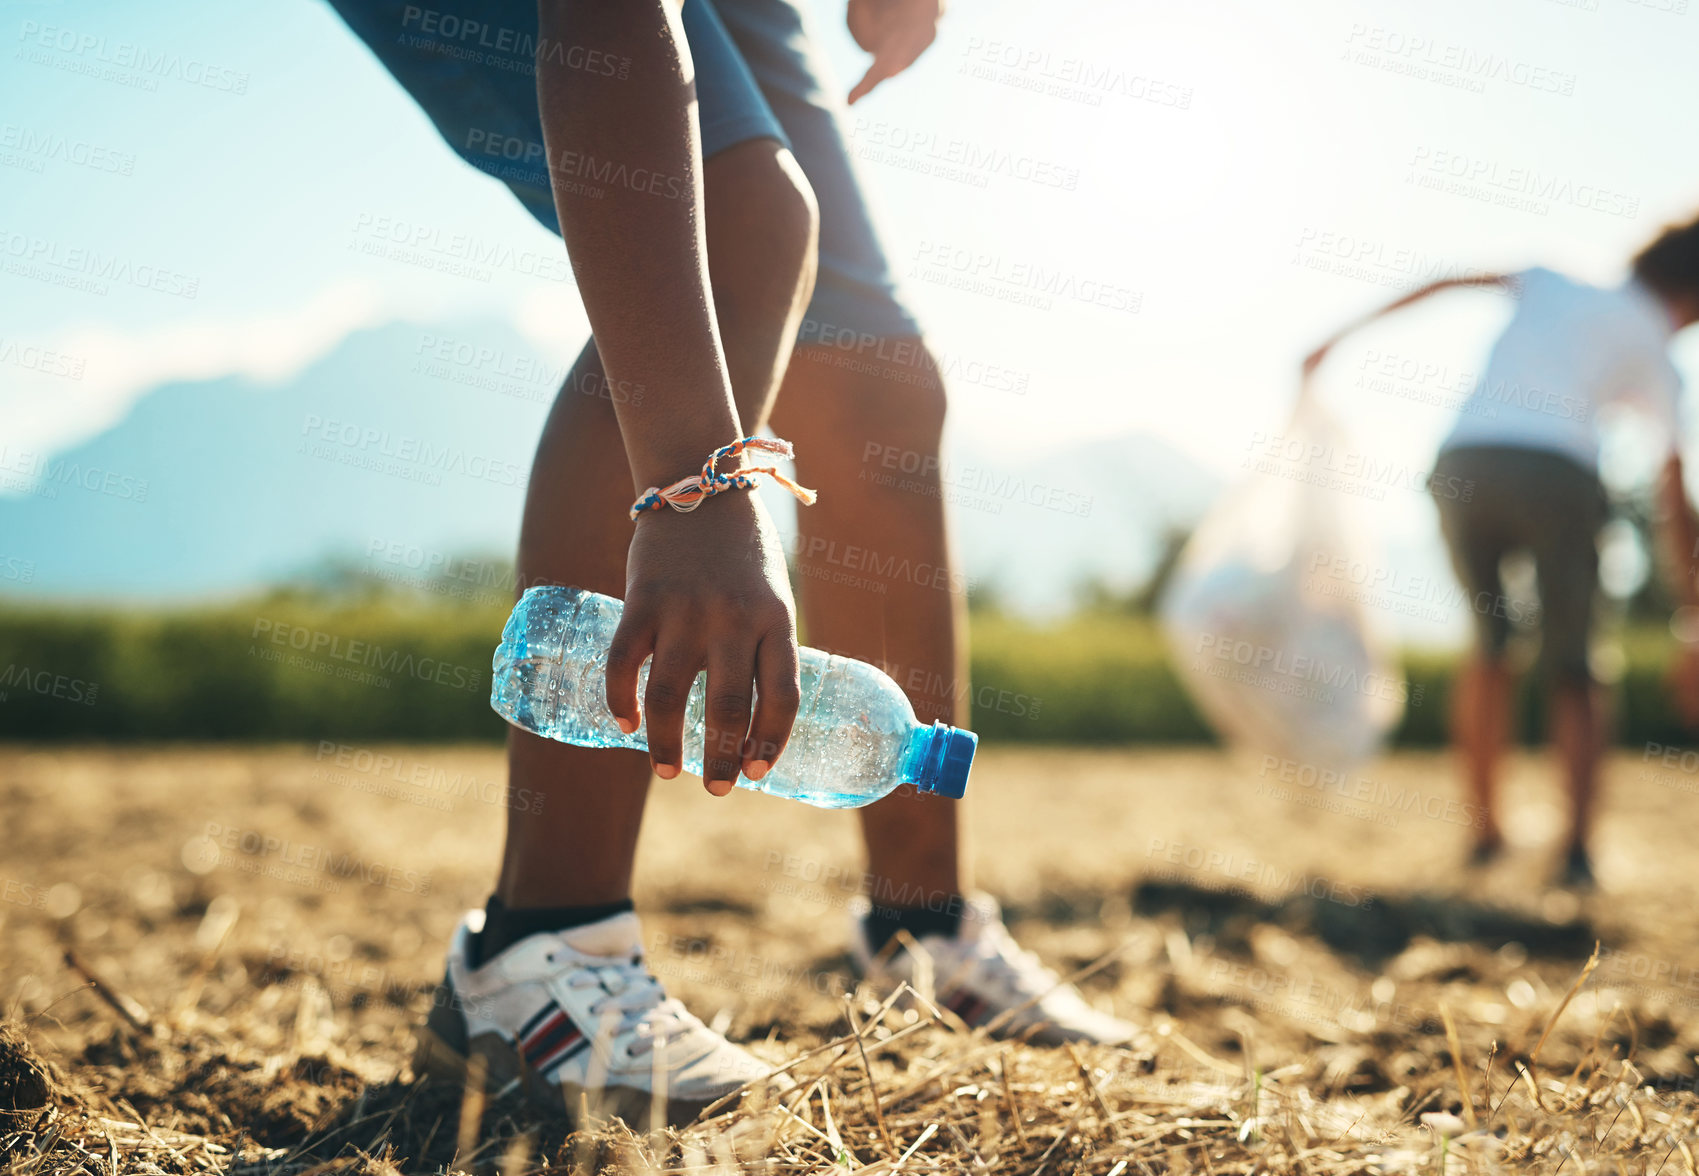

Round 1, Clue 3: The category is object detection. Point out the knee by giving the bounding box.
[808,351,950,475]
[766,151,819,297]
[708,141,819,304]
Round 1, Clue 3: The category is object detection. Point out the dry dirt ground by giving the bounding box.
[2,744,1698,1174]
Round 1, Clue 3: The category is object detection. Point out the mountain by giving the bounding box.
[0,320,1220,609]
[947,432,1221,613]
[0,320,550,602]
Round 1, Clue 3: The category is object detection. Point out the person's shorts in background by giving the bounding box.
[327,0,921,341]
[1431,445,1608,686]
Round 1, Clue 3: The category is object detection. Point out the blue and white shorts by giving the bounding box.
[329,0,922,341]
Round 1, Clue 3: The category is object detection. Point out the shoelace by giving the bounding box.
[562,956,697,1060]
[963,925,1064,1002]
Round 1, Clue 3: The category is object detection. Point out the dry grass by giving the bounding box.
[3,745,1698,1173]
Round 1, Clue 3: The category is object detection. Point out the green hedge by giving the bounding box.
[0,600,1689,748]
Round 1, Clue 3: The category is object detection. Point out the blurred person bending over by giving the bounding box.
[1303,217,1699,887]
[326,0,1135,1128]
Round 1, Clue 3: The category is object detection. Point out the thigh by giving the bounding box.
[712,0,923,341]
[1524,457,1607,685]
[328,0,790,234]
[1433,450,1515,658]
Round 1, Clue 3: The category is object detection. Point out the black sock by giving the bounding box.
[471,894,635,967]
[864,899,964,954]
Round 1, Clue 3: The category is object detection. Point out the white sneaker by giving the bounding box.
[850,892,1138,1047]
[417,909,786,1126]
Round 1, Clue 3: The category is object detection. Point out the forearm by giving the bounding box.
[1322,274,1514,351]
[1660,456,1699,609]
[537,0,741,491]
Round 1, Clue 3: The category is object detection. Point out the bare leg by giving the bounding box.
[1551,679,1607,874]
[1454,653,1512,859]
[771,343,965,905]
[496,140,818,913]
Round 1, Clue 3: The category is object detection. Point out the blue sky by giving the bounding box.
[5,0,1699,593]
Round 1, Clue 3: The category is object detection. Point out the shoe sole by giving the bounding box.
[414,1010,771,1128]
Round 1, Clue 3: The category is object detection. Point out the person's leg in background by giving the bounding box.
[492,136,819,949]
[1528,455,1611,887]
[1433,450,1516,863]
[1452,653,1513,860]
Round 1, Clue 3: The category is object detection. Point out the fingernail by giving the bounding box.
[745,760,771,781]
[655,763,679,780]
[706,779,734,797]
[615,716,635,734]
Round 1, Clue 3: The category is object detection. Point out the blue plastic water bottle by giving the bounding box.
[491,586,975,809]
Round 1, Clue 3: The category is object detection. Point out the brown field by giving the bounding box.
[2,743,1698,1174]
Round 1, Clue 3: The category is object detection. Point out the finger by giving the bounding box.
[743,630,801,781]
[702,642,757,796]
[604,609,654,734]
[847,62,888,104]
[644,631,703,781]
[849,27,935,103]
[847,48,905,103]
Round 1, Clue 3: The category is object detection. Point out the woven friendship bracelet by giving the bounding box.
[629,436,817,521]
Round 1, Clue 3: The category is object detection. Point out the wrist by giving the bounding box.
[627,424,748,490]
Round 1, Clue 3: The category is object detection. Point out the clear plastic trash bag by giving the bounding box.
[1160,390,1407,770]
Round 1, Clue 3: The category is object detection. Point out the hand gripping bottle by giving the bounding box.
[491,586,975,809]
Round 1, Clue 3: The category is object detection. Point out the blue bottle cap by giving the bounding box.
[917,723,976,799]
